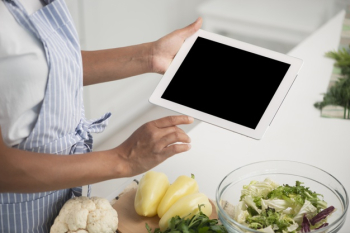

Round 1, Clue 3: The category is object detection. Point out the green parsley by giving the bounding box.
[146,205,228,233]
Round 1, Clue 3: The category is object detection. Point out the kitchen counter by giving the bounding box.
[153,10,350,231]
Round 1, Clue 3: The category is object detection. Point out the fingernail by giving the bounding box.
[187,144,191,149]
[188,116,194,122]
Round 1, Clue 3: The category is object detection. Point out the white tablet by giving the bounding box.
[149,29,303,140]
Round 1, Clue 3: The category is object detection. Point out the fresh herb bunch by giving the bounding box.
[146,204,228,233]
[314,45,350,119]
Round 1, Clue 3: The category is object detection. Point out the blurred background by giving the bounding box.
[64,0,349,197]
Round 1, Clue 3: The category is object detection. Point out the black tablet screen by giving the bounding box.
[161,37,291,129]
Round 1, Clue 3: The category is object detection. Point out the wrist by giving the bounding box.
[108,147,132,179]
[146,41,156,73]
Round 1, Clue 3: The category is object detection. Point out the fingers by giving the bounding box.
[162,143,191,157]
[154,115,194,128]
[178,17,202,40]
[160,130,191,148]
[161,125,186,136]
[158,126,191,157]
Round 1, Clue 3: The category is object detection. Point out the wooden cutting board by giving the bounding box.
[112,187,218,233]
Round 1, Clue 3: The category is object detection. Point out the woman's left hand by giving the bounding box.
[150,17,202,74]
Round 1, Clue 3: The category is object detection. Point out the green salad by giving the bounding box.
[232,178,335,233]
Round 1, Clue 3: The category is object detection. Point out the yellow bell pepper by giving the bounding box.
[157,174,199,218]
[159,193,212,231]
[134,171,169,217]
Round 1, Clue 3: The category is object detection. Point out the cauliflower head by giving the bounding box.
[50,196,118,233]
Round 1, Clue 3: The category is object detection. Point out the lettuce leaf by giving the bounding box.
[233,201,250,224]
[261,199,289,212]
[293,200,317,224]
[241,178,279,200]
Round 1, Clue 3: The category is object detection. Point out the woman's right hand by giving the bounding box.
[112,115,194,177]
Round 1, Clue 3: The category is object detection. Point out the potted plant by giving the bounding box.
[314,45,350,119]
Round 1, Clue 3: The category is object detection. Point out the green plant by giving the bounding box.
[314,45,350,119]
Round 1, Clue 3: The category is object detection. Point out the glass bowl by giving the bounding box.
[216,160,348,233]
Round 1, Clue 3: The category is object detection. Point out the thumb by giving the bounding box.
[178,17,202,40]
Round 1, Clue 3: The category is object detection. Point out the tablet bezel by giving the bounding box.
[149,29,303,140]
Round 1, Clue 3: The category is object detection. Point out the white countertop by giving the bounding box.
[153,10,350,231]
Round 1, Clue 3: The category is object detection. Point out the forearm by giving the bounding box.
[0,146,125,193]
[82,42,153,86]
[0,115,194,193]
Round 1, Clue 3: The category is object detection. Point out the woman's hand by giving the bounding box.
[150,18,202,74]
[113,115,194,177]
[0,116,193,192]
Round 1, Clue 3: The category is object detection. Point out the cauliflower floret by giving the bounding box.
[91,197,113,211]
[87,209,119,233]
[50,196,118,233]
[50,216,69,233]
[65,208,89,231]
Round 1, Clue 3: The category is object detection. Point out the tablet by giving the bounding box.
[149,29,303,140]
